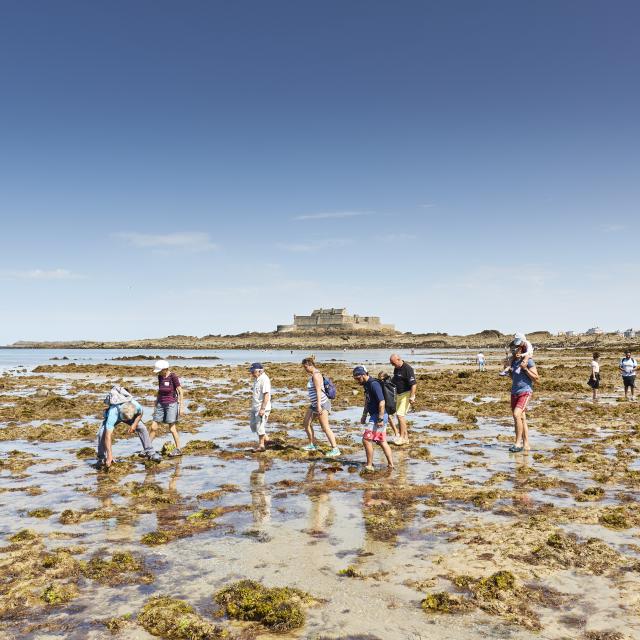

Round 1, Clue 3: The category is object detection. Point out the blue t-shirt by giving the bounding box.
[511,358,535,395]
[102,400,143,431]
[364,378,385,417]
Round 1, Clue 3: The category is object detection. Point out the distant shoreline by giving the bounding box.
[3,329,637,352]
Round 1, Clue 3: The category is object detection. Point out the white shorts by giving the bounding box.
[250,410,270,435]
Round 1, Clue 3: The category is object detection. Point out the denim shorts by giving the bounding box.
[153,402,179,424]
[311,400,331,415]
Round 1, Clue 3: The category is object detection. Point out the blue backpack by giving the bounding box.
[322,375,337,400]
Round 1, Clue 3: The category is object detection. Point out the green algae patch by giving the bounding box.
[599,509,630,529]
[76,447,96,459]
[421,591,468,613]
[161,442,176,456]
[138,595,227,639]
[59,509,83,524]
[474,571,515,599]
[80,551,153,586]
[9,529,40,544]
[41,582,78,605]
[338,565,363,578]
[213,579,312,632]
[183,439,219,453]
[27,508,54,518]
[576,486,605,502]
[141,530,172,546]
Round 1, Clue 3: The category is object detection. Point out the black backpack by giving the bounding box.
[378,379,397,415]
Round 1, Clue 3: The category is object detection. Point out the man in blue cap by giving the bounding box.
[249,363,271,451]
[353,365,394,472]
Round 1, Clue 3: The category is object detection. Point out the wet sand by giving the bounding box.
[0,350,639,639]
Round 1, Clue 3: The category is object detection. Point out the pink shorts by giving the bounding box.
[511,392,532,411]
[363,429,386,443]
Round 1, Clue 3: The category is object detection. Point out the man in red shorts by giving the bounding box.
[353,366,394,472]
[508,353,539,452]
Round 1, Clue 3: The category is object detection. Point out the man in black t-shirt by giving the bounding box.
[389,354,417,445]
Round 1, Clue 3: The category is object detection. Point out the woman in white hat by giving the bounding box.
[149,359,184,456]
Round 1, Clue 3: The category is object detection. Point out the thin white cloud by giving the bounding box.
[0,268,82,281]
[277,238,351,253]
[115,231,217,252]
[601,224,625,233]
[420,203,436,208]
[293,211,372,221]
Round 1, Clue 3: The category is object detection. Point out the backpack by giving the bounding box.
[378,379,397,415]
[322,375,337,400]
[104,385,133,406]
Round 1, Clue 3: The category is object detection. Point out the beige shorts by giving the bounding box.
[396,391,412,417]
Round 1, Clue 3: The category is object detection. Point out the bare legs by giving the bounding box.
[512,408,530,451]
[303,407,338,449]
[363,438,394,468]
[149,421,182,449]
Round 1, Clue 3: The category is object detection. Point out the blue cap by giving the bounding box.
[352,365,368,376]
[249,362,264,372]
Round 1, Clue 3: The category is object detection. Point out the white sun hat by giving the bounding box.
[153,359,170,373]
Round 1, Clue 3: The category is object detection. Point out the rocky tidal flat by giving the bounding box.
[0,351,639,639]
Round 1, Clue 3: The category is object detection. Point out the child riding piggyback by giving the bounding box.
[500,333,534,377]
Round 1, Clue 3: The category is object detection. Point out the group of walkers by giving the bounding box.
[249,354,417,471]
[95,336,637,470]
[96,353,418,472]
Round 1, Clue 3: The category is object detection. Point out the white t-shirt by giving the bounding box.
[252,373,272,411]
[477,353,485,362]
[591,360,600,374]
[620,357,637,377]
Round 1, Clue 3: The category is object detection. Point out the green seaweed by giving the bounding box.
[27,508,54,518]
[138,595,226,639]
[9,529,39,543]
[213,579,311,631]
[421,591,465,613]
[41,582,77,605]
[141,530,172,546]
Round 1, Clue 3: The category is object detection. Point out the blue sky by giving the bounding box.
[1,0,638,342]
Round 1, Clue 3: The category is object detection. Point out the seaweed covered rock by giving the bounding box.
[41,582,78,605]
[213,579,311,631]
[80,551,153,585]
[421,591,468,613]
[138,595,226,639]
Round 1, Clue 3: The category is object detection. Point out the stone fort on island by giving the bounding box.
[276,308,395,333]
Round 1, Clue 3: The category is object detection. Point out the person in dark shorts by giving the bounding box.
[389,354,417,445]
[353,366,394,472]
[149,359,184,456]
[588,352,600,402]
[620,350,637,401]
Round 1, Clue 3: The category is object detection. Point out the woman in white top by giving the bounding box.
[301,356,340,457]
[588,352,600,402]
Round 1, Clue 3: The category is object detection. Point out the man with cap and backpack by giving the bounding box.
[353,366,394,472]
[96,385,161,469]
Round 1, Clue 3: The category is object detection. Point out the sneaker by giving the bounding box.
[137,451,147,458]
[363,465,375,472]
[147,453,162,463]
[301,443,317,451]
[325,448,341,457]
[393,437,404,446]
[168,448,182,457]
[499,371,509,377]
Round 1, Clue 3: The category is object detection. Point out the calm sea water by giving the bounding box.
[0,347,472,372]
